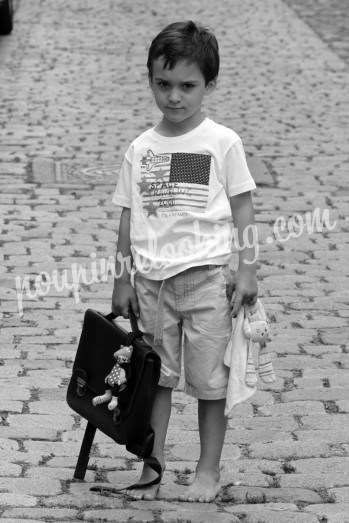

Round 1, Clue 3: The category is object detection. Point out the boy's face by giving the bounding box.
[149,57,216,131]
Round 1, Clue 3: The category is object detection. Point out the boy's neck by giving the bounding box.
[154,111,206,137]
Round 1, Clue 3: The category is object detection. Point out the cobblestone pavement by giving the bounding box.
[282,0,349,66]
[0,0,348,521]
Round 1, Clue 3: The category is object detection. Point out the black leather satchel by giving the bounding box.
[66,308,161,488]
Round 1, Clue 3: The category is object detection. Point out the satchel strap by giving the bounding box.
[90,456,162,495]
[125,331,141,345]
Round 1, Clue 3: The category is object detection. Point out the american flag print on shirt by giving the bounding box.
[138,149,211,217]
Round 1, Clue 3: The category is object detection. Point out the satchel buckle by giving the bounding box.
[75,368,88,397]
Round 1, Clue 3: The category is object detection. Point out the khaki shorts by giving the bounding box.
[134,265,232,400]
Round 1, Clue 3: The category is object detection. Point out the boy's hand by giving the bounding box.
[111,280,140,319]
[227,269,258,317]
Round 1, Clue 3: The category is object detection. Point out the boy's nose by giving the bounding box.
[168,89,181,104]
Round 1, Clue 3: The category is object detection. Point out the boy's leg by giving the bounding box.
[126,385,172,500]
[130,273,181,499]
[178,265,231,502]
[180,398,227,502]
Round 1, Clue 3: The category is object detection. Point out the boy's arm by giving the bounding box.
[229,191,258,317]
[111,207,139,318]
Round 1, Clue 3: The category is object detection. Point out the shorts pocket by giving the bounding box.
[134,274,158,332]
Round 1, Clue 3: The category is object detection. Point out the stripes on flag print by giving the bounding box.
[139,149,211,216]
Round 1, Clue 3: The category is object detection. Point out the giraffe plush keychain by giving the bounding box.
[92,345,133,416]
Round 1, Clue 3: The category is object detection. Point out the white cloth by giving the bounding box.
[224,307,256,417]
[112,117,256,280]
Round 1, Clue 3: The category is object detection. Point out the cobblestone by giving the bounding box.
[0,477,61,496]
[329,488,349,503]
[249,439,333,460]
[0,493,37,507]
[2,507,79,520]
[304,503,349,522]
[0,0,348,520]
[224,504,319,522]
[220,485,322,504]
[279,473,349,490]
[81,509,162,522]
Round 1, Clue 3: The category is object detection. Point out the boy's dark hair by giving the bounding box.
[147,21,219,85]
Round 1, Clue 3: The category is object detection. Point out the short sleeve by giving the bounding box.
[112,150,132,208]
[219,139,256,197]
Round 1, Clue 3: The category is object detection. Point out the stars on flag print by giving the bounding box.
[139,149,211,217]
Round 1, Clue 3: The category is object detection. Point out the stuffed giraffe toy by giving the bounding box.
[92,345,133,412]
[243,299,275,387]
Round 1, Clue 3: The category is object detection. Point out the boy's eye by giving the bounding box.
[157,81,168,89]
[155,81,195,90]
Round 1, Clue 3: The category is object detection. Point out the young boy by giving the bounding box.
[111,20,258,502]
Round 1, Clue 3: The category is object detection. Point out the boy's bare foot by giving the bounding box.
[179,470,221,502]
[126,459,164,500]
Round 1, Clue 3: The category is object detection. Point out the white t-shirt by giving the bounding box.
[112,117,256,280]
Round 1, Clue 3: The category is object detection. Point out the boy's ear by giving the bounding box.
[205,77,217,94]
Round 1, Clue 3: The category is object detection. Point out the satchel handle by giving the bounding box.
[105,308,142,338]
